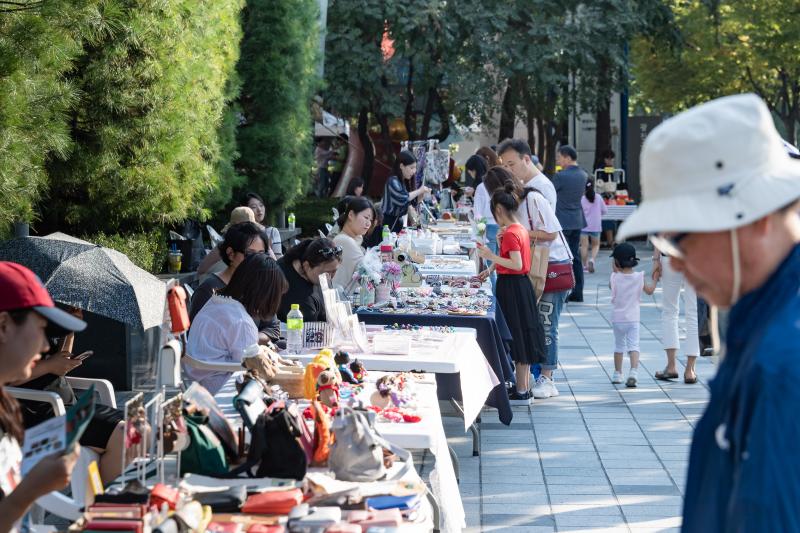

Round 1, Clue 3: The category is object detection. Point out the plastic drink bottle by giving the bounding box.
[286,304,304,353]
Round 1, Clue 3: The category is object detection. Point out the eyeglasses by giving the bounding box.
[244,250,266,257]
[649,233,688,259]
[317,246,343,260]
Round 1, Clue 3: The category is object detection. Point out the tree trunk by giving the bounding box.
[537,117,546,164]
[544,121,557,176]
[376,112,396,174]
[498,78,517,142]
[403,58,417,140]
[420,87,436,140]
[525,101,536,154]
[594,94,612,169]
[358,108,374,189]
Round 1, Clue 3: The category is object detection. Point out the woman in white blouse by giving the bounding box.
[332,196,377,290]
[185,253,288,394]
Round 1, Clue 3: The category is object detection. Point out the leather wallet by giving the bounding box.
[150,483,179,511]
[346,508,402,527]
[194,486,247,513]
[242,488,304,515]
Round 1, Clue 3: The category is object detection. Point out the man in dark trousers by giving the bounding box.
[553,145,588,302]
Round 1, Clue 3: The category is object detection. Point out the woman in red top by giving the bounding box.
[477,184,547,405]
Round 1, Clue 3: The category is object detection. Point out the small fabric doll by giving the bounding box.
[334,351,359,384]
[316,369,340,408]
[349,359,367,383]
[370,375,398,409]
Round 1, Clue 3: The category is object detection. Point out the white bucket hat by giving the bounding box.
[618,93,800,241]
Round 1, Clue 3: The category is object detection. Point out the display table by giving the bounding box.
[289,328,498,430]
[416,255,477,277]
[214,372,465,533]
[357,305,513,425]
[602,204,637,221]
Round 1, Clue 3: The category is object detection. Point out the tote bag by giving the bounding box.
[524,193,550,302]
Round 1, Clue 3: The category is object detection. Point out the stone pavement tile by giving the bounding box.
[538,444,599,453]
[625,516,683,529]
[481,527,556,533]
[545,475,609,485]
[548,494,619,506]
[482,490,550,505]
[554,514,627,528]
[612,485,681,496]
[600,459,664,469]
[481,503,552,515]
[481,513,555,528]
[481,474,545,486]
[544,466,606,476]
[547,484,613,495]
[551,504,623,516]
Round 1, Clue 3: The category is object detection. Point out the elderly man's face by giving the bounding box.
[668,230,735,307]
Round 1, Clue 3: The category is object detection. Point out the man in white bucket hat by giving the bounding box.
[618,93,800,532]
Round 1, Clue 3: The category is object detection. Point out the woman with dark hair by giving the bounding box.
[346,178,365,197]
[481,166,572,400]
[186,254,288,394]
[0,262,84,530]
[277,238,342,322]
[465,154,488,188]
[470,156,500,269]
[580,180,607,273]
[243,192,283,258]
[476,146,501,168]
[380,150,430,232]
[476,186,546,405]
[190,222,270,322]
[332,196,376,289]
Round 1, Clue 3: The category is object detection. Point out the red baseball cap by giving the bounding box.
[0,261,87,332]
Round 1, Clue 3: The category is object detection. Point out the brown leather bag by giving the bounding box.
[524,193,550,302]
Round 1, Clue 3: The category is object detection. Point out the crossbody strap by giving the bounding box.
[525,192,547,246]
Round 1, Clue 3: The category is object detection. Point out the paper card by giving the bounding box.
[319,272,330,291]
[371,333,411,355]
[21,385,95,475]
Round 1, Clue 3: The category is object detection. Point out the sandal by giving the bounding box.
[655,370,679,381]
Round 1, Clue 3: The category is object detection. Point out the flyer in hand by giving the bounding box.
[21,385,96,475]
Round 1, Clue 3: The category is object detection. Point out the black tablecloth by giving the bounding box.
[357,304,514,424]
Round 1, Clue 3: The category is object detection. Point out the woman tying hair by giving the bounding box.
[332,196,376,290]
[476,187,546,405]
[381,150,430,233]
[277,238,342,322]
[186,253,288,394]
[0,262,84,531]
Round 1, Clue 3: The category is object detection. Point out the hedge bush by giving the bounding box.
[85,230,168,275]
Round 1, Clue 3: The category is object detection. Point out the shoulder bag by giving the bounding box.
[543,231,575,293]
[525,193,550,302]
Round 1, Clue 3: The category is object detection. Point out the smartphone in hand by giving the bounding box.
[71,351,93,361]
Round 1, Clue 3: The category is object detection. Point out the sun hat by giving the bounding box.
[0,261,87,332]
[221,206,257,234]
[617,93,800,241]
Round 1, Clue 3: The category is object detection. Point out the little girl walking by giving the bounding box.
[477,185,547,404]
[609,243,656,387]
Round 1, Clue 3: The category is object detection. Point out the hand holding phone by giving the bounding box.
[71,351,93,361]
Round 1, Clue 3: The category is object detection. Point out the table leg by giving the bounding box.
[426,487,441,533]
[448,445,460,483]
[449,399,481,456]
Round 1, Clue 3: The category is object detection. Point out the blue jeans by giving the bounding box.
[538,289,569,370]
[485,223,499,291]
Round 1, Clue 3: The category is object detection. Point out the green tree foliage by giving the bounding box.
[0,0,96,229]
[632,0,799,143]
[42,0,244,234]
[235,0,319,216]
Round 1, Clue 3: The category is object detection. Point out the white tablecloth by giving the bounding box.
[602,204,637,221]
[289,329,498,430]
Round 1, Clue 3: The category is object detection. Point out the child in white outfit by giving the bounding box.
[609,243,656,387]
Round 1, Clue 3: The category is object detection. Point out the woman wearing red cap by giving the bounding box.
[0,261,86,531]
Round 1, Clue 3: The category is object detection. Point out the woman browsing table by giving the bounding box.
[380,150,430,233]
[332,196,376,290]
[276,238,342,322]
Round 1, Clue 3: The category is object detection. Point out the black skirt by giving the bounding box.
[495,274,547,366]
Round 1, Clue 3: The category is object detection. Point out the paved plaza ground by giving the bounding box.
[440,245,716,532]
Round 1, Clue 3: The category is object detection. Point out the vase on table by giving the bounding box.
[359,282,375,306]
[375,282,391,304]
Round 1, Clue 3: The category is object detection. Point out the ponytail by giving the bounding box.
[0,388,23,443]
[490,185,521,219]
[585,180,596,203]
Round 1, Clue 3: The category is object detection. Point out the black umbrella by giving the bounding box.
[0,233,166,330]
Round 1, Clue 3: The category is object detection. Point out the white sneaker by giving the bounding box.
[611,371,623,384]
[533,375,556,399]
[548,378,560,397]
[626,368,639,388]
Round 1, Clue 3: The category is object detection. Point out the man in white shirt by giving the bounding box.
[497,139,557,210]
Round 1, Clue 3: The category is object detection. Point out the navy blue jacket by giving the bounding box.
[552,165,588,230]
[682,244,800,532]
